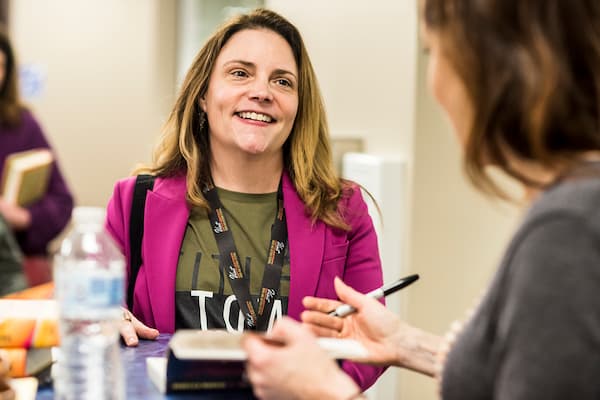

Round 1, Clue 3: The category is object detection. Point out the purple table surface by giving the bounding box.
[36,334,256,399]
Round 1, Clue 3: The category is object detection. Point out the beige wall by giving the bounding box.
[267,0,417,155]
[10,0,177,208]
[10,2,520,399]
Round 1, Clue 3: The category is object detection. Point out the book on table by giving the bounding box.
[0,299,58,387]
[0,299,59,348]
[146,329,369,394]
[1,347,55,378]
[0,148,54,206]
[2,282,54,300]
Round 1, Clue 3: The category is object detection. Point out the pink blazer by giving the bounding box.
[105,172,384,389]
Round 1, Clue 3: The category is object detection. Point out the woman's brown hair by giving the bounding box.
[0,27,23,127]
[423,0,600,197]
[138,8,350,229]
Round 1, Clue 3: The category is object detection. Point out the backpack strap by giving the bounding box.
[127,174,156,310]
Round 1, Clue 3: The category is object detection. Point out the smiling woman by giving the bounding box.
[104,7,386,393]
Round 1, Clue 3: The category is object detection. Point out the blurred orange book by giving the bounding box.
[2,282,54,300]
[0,300,59,348]
[1,347,54,378]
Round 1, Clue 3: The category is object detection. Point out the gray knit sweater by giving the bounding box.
[442,168,600,400]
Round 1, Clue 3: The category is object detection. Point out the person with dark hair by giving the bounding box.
[105,8,384,390]
[242,1,600,399]
[0,28,74,284]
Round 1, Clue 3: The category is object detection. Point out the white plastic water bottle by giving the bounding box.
[53,207,125,400]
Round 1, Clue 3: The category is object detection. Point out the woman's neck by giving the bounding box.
[210,153,284,193]
[505,155,558,204]
[517,152,600,203]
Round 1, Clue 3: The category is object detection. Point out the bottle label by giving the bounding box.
[55,260,124,318]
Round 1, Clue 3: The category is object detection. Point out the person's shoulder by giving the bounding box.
[108,175,158,215]
[341,179,360,192]
[529,177,600,227]
[336,179,372,224]
[12,107,50,139]
[114,175,138,188]
[113,173,187,203]
[339,180,369,209]
[509,177,600,274]
[17,107,39,126]
[503,182,600,306]
[152,173,186,197]
[19,106,33,119]
[108,176,138,205]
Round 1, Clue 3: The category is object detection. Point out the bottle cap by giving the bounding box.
[72,206,105,225]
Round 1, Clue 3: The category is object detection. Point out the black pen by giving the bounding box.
[328,274,420,317]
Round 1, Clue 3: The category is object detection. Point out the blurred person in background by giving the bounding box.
[0,28,73,288]
[243,0,600,399]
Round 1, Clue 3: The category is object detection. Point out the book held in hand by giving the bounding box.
[146,329,369,394]
[1,148,53,206]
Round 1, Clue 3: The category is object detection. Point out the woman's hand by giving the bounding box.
[243,317,361,400]
[119,309,159,346]
[0,198,31,230]
[301,277,403,366]
[302,277,442,375]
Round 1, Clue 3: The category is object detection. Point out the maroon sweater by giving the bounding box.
[0,109,73,255]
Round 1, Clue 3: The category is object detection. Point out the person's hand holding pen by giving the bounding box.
[301,276,405,366]
[302,276,442,375]
[243,275,443,399]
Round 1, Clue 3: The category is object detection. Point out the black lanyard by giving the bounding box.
[203,179,288,331]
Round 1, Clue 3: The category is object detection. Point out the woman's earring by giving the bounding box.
[199,111,206,132]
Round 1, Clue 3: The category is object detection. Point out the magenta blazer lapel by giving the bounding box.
[282,173,325,320]
[142,176,189,332]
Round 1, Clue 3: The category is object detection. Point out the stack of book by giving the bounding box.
[0,299,58,381]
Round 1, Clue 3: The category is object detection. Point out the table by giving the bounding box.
[36,334,256,399]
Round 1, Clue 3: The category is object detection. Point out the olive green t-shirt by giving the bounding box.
[175,188,290,332]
